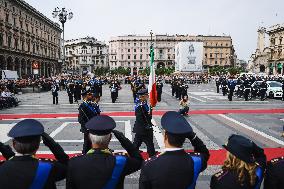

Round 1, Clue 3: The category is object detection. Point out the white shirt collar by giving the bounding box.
[15,152,33,156]
[163,147,183,152]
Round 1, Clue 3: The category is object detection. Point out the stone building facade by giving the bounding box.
[267,24,284,75]
[250,25,284,75]
[109,34,235,75]
[65,37,108,74]
[0,0,62,78]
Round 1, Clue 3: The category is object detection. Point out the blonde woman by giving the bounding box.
[210,134,266,189]
[178,96,189,116]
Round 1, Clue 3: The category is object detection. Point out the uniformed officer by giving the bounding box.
[156,79,163,102]
[221,78,228,96]
[74,81,82,103]
[110,80,119,103]
[78,91,100,154]
[0,119,69,189]
[66,115,143,189]
[176,80,182,99]
[227,78,236,101]
[216,78,220,93]
[264,156,284,189]
[51,81,59,105]
[131,78,138,102]
[243,78,251,101]
[139,111,210,189]
[67,81,75,104]
[97,77,103,97]
[133,89,156,157]
[210,134,266,189]
[259,80,268,101]
[181,81,189,99]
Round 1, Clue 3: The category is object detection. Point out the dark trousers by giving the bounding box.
[53,95,58,104]
[216,85,219,93]
[244,89,250,101]
[133,132,156,157]
[111,92,117,103]
[222,87,227,96]
[260,89,266,100]
[171,88,175,96]
[82,132,92,154]
[68,95,73,104]
[228,89,234,101]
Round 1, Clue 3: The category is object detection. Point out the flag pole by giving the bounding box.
[148,30,157,110]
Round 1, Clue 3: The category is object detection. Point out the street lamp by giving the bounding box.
[52,7,73,73]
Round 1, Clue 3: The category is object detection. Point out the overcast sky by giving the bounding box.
[25,0,283,61]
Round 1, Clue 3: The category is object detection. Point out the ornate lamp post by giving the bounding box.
[52,7,73,73]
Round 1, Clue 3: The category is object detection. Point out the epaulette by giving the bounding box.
[213,169,228,180]
[270,156,284,165]
[38,158,55,162]
[144,153,163,166]
[187,152,202,156]
[70,154,84,159]
[113,152,129,157]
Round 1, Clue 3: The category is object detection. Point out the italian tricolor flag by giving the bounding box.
[148,45,157,107]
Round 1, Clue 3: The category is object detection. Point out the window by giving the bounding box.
[0,33,3,46]
[5,14,9,22]
[140,43,142,46]
[5,2,7,7]
[159,49,163,54]
[134,43,136,46]
[134,49,136,53]
[168,49,170,52]
[128,62,130,66]
[121,55,124,59]
[128,55,130,59]
[215,61,218,65]
[140,49,142,53]
[205,53,207,58]
[128,49,130,52]
[140,55,143,59]
[14,38,18,50]
[21,40,24,50]
[7,36,11,48]
[210,53,212,58]
[20,21,23,28]
[13,18,16,26]
[26,24,28,32]
[134,55,136,59]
